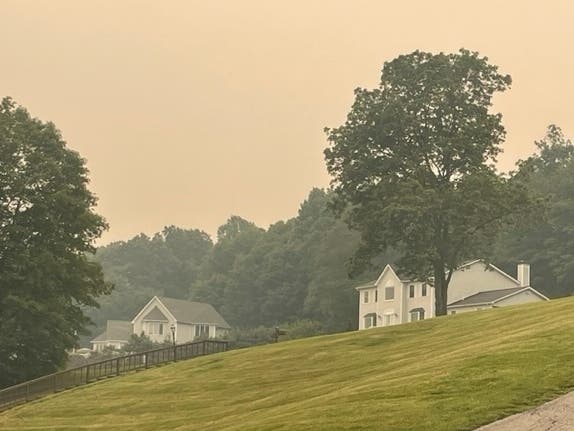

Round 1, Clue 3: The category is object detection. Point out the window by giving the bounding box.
[375,290,378,302]
[410,308,425,322]
[450,310,456,315]
[421,283,427,297]
[364,313,377,329]
[384,287,395,300]
[383,314,395,326]
[409,285,415,298]
[363,291,369,303]
[145,322,164,335]
[194,324,209,337]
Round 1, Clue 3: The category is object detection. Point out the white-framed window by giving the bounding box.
[145,322,164,335]
[421,283,428,297]
[383,313,395,326]
[409,308,425,322]
[409,285,415,298]
[384,287,395,300]
[364,313,377,329]
[375,290,378,302]
[194,324,209,337]
[363,290,369,303]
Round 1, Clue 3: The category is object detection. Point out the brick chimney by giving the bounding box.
[517,262,530,287]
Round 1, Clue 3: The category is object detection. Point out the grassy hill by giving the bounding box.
[3,298,574,431]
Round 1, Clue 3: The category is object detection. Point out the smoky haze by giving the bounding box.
[1,0,573,243]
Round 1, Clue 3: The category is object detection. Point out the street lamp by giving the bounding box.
[170,324,176,362]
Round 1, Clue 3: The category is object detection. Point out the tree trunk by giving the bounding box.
[434,265,448,316]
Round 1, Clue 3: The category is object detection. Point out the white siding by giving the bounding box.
[495,290,545,307]
[447,262,519,304]
[405,282,434,322]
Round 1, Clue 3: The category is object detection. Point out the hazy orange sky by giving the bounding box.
[2,1,573,244]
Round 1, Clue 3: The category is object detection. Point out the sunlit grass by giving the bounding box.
[2,298,574,430]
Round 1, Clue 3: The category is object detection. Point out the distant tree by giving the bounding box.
[325,49,535,315]
[121,333,169,353]
[0,97,111,387]
[494,125,574,297]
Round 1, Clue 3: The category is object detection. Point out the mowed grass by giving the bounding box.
[3,298,574,430]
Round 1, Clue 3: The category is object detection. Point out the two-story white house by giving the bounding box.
[91,296,230,350]
[356,261,548,330]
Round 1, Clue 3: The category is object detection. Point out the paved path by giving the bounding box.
[476,391,574,430]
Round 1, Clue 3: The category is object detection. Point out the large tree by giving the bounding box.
[0,97,111,387]
[324,49,534,315]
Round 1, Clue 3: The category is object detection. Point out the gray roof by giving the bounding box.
[158,297,231,329]
[355,280,377,290]
[143,306,169,321]
[448,287,525,307]
[92,320,132,343]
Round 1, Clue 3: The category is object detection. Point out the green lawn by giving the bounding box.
[3,298,574,430]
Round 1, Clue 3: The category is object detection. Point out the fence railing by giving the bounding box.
[0,339,228,412]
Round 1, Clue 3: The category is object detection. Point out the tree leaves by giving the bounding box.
[324,49,533,314]
[0,97,110,387]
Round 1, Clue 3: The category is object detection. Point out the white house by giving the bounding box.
[91,320,132,352]
[356,261,549,330]
[91,296,230,350]
[131,296,231,344]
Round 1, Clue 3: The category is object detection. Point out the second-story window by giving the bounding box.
[409,285,415,298]
[422,283,428,296]
[384,287,395,300]
[363,290,369,303]
[375,290,378,302]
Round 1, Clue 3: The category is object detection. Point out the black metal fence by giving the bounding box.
[0,339,228,412]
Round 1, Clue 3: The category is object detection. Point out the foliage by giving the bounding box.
[91,189,377,337]
[494,125,574,297]
[86,226,213,343]
[227,319,327,349]
[0,98,111,388]
[5,299,574,430]
[324,49,535,314]
[121,333,170,353]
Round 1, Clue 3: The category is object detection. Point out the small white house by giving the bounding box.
[131,296,231,344]
[90,320,132,352]
[91,296,230,350]
[356,261,548,330]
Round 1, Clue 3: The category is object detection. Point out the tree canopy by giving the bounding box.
[494,125,574,297]
[0,98,111,388]
[324,49,534,314]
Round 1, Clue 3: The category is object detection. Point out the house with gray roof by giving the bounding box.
[356,260,548,330]
[90,320,132,352]
[131,296,231,344]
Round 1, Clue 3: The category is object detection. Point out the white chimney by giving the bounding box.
[517,262,530,287]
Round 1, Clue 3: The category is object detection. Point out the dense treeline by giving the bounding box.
[89,127,574,341]
[89,189,377,340]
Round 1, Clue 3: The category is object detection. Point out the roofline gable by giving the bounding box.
[375,264,403,285]
[458,259,521,286]
[492,286,549,303]
[131,296,177,324]
[447,286,549,309]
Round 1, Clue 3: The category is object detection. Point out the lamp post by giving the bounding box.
[170,324,176,362]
